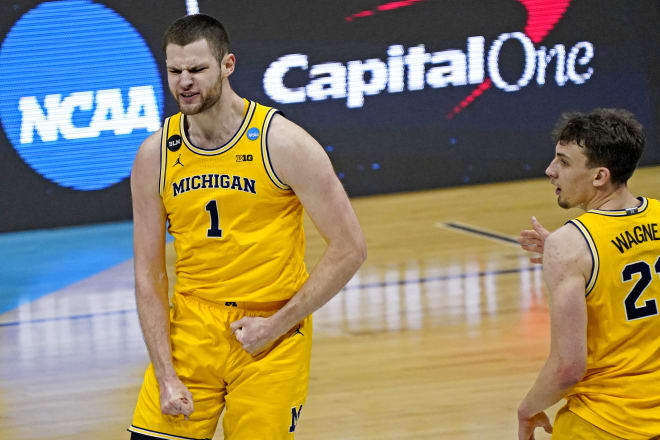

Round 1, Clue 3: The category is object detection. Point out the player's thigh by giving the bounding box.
[130,362,225,439]
[552,405,624,440]
[223,314,312,440]
[130,294,230,439]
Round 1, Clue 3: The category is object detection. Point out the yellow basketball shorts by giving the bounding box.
[129,292,312,440]
[552,405,624,440]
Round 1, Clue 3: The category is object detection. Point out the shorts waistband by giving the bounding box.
[174,292,288,311]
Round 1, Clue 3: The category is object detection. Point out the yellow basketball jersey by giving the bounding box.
[158,99,308,304]
[565,197,660,439]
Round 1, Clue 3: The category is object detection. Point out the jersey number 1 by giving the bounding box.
[205,200,223,238]
[622,256,660,321]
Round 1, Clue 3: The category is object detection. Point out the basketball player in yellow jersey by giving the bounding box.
[128,14,366,440]
[517,109,660,440]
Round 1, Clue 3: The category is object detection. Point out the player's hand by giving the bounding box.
[159,376,194,420]
[517,216,550,264]
[230,316,280,356]
[517,411,552,440]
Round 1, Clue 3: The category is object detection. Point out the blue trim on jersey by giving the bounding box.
[159,117,170,195]
[261,109,290,190]
[567,219,599,297]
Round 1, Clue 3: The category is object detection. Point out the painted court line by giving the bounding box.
[438,221,520,245]
[0,308,136,327]
[0,265,540,327]
[342,265,538,291]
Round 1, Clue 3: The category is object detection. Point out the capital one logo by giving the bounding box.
[0,0,163,190]
[263,0,590,117]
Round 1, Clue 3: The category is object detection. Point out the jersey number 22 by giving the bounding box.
[622,256,660,321]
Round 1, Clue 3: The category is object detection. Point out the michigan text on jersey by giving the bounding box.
[172,174,257,197]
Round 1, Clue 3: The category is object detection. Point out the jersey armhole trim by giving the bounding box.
[159,117,171,196]
[261,109,291,191]
[567,219,599,297]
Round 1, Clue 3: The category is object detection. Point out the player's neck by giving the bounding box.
[185,87,245,148]
[585,185,638,212]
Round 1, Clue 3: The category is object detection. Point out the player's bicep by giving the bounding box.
[131,133,167,275]
[547,270,587,360]
[543,230,589,371]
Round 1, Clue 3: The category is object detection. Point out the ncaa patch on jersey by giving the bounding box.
[247,127,260,140]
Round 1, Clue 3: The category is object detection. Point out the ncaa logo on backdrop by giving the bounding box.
[0,0,163,191]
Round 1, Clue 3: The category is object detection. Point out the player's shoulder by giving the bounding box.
[551,222,584,241]
[266,113,324,163]
[267,113,311,148]
[265,112,330,187]
[131,129,163,179]
[140,128,163,153]
[545,223,591,268]
[134,129,163,163]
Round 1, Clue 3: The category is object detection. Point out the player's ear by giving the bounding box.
[592,167,610,188]
[221,53,236,77]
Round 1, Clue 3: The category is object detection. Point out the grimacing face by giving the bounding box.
[165,39,224,115]
[545,141,598,210]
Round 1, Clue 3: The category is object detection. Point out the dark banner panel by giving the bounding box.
[0,0,658,231]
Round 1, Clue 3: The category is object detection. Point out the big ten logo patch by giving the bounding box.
[236,154,253,162]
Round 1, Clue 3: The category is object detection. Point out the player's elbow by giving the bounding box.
[134,269,168,298]
[556,359,586,388]
[341,231,367,270]
[355,234,367,265]
[353,231,367,266]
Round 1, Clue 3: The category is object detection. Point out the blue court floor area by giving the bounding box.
[0,221,135,315]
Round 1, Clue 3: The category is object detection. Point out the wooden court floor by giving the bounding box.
[1,165,658,439]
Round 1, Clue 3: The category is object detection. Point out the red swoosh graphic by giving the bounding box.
[447,0,572,118]
[345,0,425,21]
[344,1,573,118]
[521,0,572,44]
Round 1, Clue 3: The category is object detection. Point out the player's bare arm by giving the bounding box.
[131,130,193,418]
[231,114,367,355]
[517,224,589,439]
